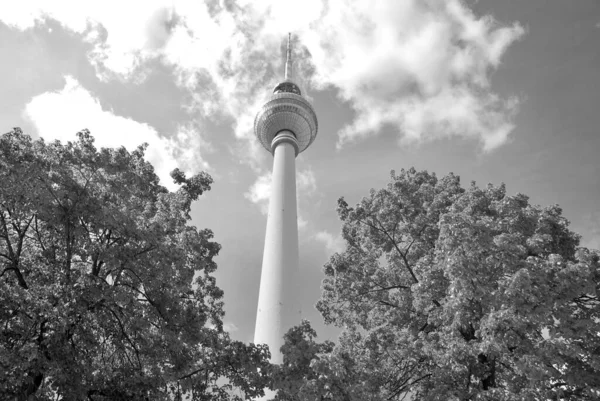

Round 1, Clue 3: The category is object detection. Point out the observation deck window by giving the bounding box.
[273,82,301,95]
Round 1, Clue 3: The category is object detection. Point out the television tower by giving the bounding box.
[253,34,318,364]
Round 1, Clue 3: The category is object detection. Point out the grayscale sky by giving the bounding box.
[1,0,599,342]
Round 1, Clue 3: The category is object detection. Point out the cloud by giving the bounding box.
[341,86,520,152]
[244,172,272,214]
[23,76,209,190]
[244,168,317,227]
[297,168,318,195]
[223,321,239,333]
[302,0,524,150]
[314,231,345,254]
[3,0,524,153]
[0,0,171,78]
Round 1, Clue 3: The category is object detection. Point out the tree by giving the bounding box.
[292,168,599,400]
[272,320,392,401]
[0,129,270,400]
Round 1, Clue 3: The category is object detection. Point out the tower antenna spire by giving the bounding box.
[284,32,293,81]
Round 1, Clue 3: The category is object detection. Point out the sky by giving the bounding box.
[1,0,599,343]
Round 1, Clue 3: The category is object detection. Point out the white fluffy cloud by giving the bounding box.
[314,231,345,254]
[1,0,524,152]
[244,172,272,214]
[0,0,171,78]
[297,168,317,195]
[24,76,208,190]
[302,0,524,149]
[245,167,317,228]
[222,321,239,333]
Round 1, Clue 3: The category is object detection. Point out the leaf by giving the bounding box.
[290,168,600,400]
[0,128,269,400]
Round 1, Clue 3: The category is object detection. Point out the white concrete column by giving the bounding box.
[254,130,299,365]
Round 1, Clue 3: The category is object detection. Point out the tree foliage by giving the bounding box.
[272,320,387,401]
[0,129,270,400]
[279,168,600,400]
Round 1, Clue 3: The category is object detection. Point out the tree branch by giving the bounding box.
[179,367,205,381]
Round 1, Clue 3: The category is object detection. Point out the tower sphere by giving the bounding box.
[254,83,318,155]
[254,34,318,155]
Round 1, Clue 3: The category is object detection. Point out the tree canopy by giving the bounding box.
[275,168,600,400]
[0,129,270,400]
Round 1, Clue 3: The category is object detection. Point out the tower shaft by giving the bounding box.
[252,36,317,399]
[254,131,299,364]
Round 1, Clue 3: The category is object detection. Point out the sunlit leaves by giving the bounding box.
[0,129,269,400]
[303,168,599,400]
